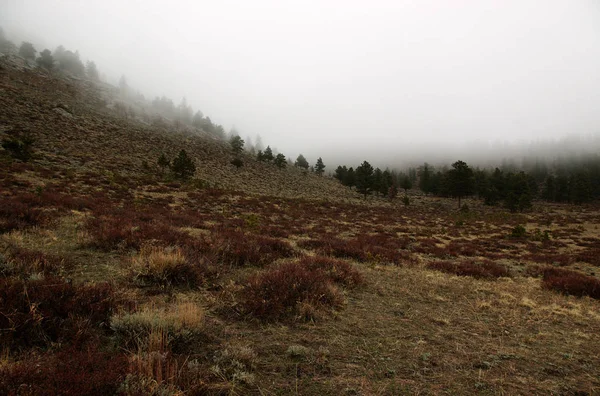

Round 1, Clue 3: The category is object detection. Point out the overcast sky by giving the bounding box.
[2,0,600,167]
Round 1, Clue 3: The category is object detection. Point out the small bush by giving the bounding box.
[299,256,364,287]
[428,260,511,279]
[0,347,128,395]
[402,195,410,206]
[241,261,344,321]
[510,225,527,239]
[541,267,600,299]
[1,133,35,162]
[130,246,202,288]
[0,277,114,350]
[210,230,296,267]
[111,302,204,352]
[0,196,45,233]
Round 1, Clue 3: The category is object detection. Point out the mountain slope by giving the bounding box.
[0,55,355,201]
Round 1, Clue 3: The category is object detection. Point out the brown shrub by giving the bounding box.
[0,346,128,395]
[299,235,410,264]
[1,246,72,278]
[576,249,600,267]
[130,246,203,288]
[241,262,344,321]
[299,256,364,288]
[210,230,296,267]
[0,277,114,350]
[86,213,191,251]
[428,259,511,279]
[540,267,600,299]
[0,195,45,232]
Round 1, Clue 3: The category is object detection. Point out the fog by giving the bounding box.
[2,0,600,168]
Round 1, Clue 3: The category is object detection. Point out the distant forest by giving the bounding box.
[334,155,600,210]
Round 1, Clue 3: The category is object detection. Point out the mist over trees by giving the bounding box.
[333,152,600,210]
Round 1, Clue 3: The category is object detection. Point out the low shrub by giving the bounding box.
[428,259,511,279]
[111,302,204,353]
[299,235,409,264]
[509,225,527,239]
[0,195,45,233]
[241,261,344,321]
[540,267,600,299]
[209,230,296,267]
[0,246,69,278]
[577,249,600,267]
[0,346,128,395]
[299,256,364,287]
[86,213,191,251]
[0,277,114,350]
[130,246,202,288]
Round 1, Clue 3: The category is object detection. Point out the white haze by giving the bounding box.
[2,0,600,169]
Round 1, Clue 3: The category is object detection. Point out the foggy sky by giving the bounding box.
[2,0,600,168]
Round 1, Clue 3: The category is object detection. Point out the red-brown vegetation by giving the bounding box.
[540,267,600,299]
[0,277,114,350]
[0,347,128,396]
[428,259,511,279]
[241,261,345,320]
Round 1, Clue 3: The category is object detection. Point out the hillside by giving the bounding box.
[0,55,355,201]
[1,55,600,395]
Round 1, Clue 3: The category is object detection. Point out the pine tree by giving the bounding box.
[355,161,374,199]
[263,146,274,162]
[171,150,195,179]
[157,153,170,173]
[295,154,309,170]
[315,157,325,176]
[18,41,36,60]
[447,160,474,208]
[400,175,412,193]
[274,153,287,169]
[230,135,245,154]
[36,49,54,70]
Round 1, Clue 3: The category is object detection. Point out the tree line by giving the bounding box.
[333,154,600,210]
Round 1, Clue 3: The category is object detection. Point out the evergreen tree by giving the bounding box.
[504,172,532,212]
[315,157,325,176]
[400,175,412,193]
[381,169,393,196]
[274,153,286,169]
[335,165,347,182]
[191,110,204,128]
[344,167,356,187]
[256,150,264,162]
[230,135,245,154]
[447,160,474,208]
[58,50,85,76]
[157,153,170,173]
[171,150,195,179]
[177,97,193,124]
[36,49,54,70]
[355,161,374,199]
[85,61,99,80]
[295,154,309,170]
[263,146,274,162]
[372,168,383,195]
[419,163,433,195]
[542,175,556,201]
[18,41,36,60]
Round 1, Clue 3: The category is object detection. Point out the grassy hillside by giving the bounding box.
[1,56,600,395]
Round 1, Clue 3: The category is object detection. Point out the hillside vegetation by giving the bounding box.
[1,55,600,395]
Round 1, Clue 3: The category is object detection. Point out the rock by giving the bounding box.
[53,107,73,119]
